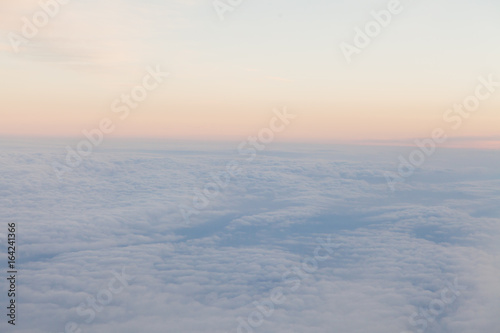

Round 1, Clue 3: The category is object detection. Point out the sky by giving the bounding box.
[1,3,500,331]
[0,0,499,146]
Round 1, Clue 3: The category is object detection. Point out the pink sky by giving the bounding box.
[1,0,499,147]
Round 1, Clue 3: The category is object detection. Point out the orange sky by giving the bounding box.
[0,0,499,147]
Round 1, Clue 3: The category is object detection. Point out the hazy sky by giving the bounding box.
[1,0,499,145]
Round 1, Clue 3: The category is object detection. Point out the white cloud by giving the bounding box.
[1,140,499,332]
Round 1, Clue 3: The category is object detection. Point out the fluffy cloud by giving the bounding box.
[0,140,499,332]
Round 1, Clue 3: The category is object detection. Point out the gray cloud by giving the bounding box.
[0,140,499,332]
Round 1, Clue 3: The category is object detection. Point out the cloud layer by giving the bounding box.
[0,139,499,332]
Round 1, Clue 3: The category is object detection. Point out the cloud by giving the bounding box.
[1,140,499,332]
[0,0,187,73]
